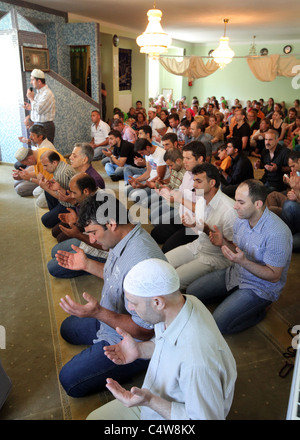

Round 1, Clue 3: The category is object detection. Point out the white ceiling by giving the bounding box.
[27,0,300,45]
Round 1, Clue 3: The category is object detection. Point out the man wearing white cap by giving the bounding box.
[87,258,237,420]
[148,107,167,141]
[23,69,56,143]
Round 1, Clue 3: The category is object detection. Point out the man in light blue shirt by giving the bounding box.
[186,179,293,334]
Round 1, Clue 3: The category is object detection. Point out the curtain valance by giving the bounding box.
[159,54,299,82]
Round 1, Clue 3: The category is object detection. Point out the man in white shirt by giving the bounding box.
[148,107,167,141]
[166,163,237,290]
[151,141,206,253]
[24,69,56,142]
[86,258,237,420]
[90,110,110,160]
[126,139,169,205]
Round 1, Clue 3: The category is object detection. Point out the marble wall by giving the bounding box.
[0,2,101,162]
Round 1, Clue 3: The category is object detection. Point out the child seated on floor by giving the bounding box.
[213,145,231,172]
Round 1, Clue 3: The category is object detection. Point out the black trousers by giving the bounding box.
[151,223,197,253]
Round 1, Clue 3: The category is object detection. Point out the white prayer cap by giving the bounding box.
[148,107,156,112]
[31,69,45,79]
[123,258,180,298]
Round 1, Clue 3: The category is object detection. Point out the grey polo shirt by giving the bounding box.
[93,223,167,345]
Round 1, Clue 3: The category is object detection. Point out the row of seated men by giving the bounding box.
[11,105,299,420]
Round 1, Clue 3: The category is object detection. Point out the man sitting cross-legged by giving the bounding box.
[47,173,108,278]
[86,259,237,420]
[166,163,237,290]
[186,179,293,334]
[56,193,166,397]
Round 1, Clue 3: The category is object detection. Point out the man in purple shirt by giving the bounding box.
[69,143,105,189]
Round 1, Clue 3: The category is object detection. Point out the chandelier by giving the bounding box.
[136,2,172,60]
[212,19,235,69]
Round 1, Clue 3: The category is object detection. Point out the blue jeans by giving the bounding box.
[42,193,69,228]
[123,165,146,184]
[186,269,272,334]
[47,238,106,278]
[281,200,300,252]
[281,200,300,235]
[105,162,124,177]
[59,316,149,397]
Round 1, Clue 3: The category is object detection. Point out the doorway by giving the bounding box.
[70,45,91,96]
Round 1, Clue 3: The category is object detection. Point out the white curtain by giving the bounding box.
[159,54,299,82]
[159,56,219,81]
[247,54,299,81]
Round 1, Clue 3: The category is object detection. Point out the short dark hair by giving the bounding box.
[239,179,268,204]
[288,150,300,161]
[162,132,178,144]
[78,193,129,229]
[30,124,47,139]
[139,125,152,137]
[180,119,190,128]
[168,113,180,122]
[134,138,152,152]
[163,148,183,162]
[192,162,220,188]
[44,151,61,163]
[108,129,122,140]
[182,141,206,161]
[75,174,97,193]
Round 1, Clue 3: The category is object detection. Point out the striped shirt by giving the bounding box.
[226,207,293,301]
[34,147,66,181]
[31,85,56,123]
[53,161,77,208]
[169,167,186,190]
[93,223,167,345]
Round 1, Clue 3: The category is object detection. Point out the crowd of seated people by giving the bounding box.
[11,92,300,416]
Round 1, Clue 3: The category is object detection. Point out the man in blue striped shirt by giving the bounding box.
[187,179,293,334]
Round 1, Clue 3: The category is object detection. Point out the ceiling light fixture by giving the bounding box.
[212,19,235,69]
[136,2,172,60]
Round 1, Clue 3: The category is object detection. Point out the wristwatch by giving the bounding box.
[30,177,33,182]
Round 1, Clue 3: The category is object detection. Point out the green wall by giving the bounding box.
[184,41,300,108]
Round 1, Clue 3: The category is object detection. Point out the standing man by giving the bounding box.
[86,258,237,420]
[232,109,251,152]
[24,69,56,143]
[186,179,293,334]
[90,110,110,160]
